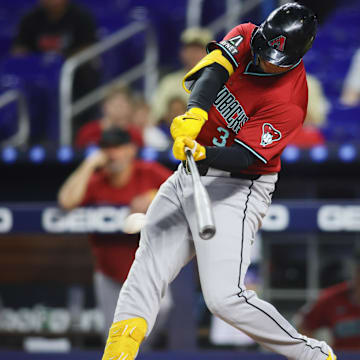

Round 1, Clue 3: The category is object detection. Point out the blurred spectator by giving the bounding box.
[12,0,100,131]
[12,0,96,57]
[340,49,360,107]
[157,96,187,139]
[75,85,143,149]
[154,95,187,147]
[132,97,170,151]
[58,127,172,343]
[289,74,329,148]
[152,27,212,123]
[296,250,360,351]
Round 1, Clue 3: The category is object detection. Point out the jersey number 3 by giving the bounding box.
[212,127,229,147]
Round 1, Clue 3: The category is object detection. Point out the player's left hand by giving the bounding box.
[172,136,206,161]
[170,107,208,140]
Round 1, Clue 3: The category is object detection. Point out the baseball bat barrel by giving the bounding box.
[185,149,216,240]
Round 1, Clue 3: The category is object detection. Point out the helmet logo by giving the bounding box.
[268,35,286,52]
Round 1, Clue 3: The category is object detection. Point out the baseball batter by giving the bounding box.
[102,3,336,360]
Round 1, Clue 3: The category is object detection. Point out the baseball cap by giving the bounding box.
[99,128,132,148]
[180,27,213,47]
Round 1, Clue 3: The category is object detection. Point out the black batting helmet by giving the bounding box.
[250,2,317,67]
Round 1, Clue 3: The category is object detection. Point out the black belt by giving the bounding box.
[182,161,260,180]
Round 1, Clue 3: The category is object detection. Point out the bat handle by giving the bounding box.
[185,148,216,240]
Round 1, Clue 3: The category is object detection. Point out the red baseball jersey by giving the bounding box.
[300,282,360,350]
[196,23,308,174]
[81,160,171,282]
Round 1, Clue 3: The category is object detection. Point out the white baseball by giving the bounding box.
[123,213,147,234]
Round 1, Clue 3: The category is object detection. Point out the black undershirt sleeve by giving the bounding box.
[198,143,256,172]
[187,63,229,112]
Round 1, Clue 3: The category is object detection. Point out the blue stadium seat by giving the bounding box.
[323,102,360,142]
[0,89,20,142]
[305,1,360,143]
[1,0,359,145]
[0,55,63,143]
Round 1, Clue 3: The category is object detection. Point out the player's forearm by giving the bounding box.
[187,63,229,112]
[198,144,255,172]
[58,162,95,210]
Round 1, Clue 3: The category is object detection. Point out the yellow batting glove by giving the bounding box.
[170,107,208,140]
[172,136,206,161]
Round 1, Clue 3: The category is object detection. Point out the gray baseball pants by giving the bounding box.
[114,164,332,360]
[94,271,173,346]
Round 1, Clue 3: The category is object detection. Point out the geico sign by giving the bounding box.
[318,205,360,231]
[262,204,289,231]
[42,207,130,233]
[0,207,13,233]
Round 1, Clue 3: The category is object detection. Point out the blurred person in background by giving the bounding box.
[12,0,100,131]
[296,250,360,351]
[12,0,96,57]
[75,85,143,149]
[157,96,187,139]
[289,74,329,148]
[340,49,360,107]
[151,27,212,123]
[132,97,170,151]
[58,128,172,345]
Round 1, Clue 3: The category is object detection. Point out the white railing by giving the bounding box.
[186,0,205,28]
[208,0,265,35]
[59,21,158,146]
[0,89,30,147]
[186,0,265,35]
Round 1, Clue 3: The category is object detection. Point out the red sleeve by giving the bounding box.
[300,293,332,331]
[147,162,172,188]
[80,172,103,205]
[234,103,304,163]
[207,23,256,72]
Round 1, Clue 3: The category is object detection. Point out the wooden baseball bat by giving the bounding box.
[185,149,216,240]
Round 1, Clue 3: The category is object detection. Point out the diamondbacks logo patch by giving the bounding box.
[260,123,281,147]
[268,35,286,52]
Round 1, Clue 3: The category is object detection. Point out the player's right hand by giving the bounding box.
[170,107,208,140]
[173,136,206,161]
[85,149,108,169]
